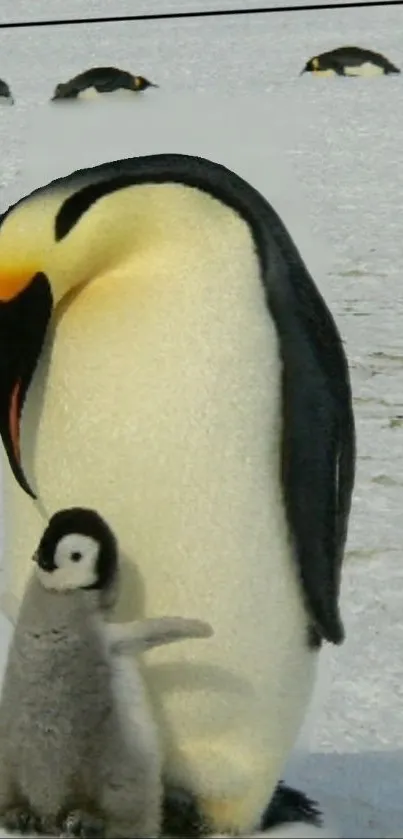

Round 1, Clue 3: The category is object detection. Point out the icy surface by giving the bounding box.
[0,1,402,837]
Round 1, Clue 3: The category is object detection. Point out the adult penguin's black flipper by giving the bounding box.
[248,198,356,645]
[188,152,356,645]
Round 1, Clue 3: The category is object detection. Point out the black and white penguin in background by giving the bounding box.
[301,45,400,77]
[51,66,158,101]
[0,152,355,837]
[0,79,14,104]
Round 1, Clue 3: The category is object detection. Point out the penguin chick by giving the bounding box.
[51,67,158,101]
[0,507,213,839]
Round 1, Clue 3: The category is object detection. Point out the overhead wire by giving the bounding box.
[0,1,402,30]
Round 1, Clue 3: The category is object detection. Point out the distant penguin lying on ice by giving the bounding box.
[300,45,400,77]
[0,507,213,838]
[51,67,159,101]
[0,152,355,836]
[0,79,14,104]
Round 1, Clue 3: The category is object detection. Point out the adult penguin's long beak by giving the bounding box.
[0,271,53,498]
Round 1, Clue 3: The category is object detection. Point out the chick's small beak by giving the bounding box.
[0,271,53,499]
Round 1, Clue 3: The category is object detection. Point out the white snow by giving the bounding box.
[0,1,402,837]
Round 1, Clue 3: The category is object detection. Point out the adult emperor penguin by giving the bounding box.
[0,153,355,836]
[51,67,158,101]
[301,45,400,77]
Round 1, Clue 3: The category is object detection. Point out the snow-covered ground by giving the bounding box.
[0,1,402,837]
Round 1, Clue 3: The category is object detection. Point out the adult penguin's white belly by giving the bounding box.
[5,185,316,832]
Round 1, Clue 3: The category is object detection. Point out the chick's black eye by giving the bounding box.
[71,551,82,562]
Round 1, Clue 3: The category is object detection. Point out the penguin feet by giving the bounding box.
[163,785,208,836]
[59,809,106,838]
[261,782,322,830]
[162,781,323,836]
[1,804,42,834]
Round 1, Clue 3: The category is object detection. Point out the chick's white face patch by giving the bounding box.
[37,533,100,591]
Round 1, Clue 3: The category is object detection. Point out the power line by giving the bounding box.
[0,1,402,31]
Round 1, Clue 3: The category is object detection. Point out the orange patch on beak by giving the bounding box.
[0,273,33,302]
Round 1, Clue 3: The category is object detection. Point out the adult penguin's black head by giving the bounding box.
[300,56,332,75]
[129,75,159,92]
[51,81,76,100]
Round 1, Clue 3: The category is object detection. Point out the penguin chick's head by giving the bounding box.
[34,507,118,593]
